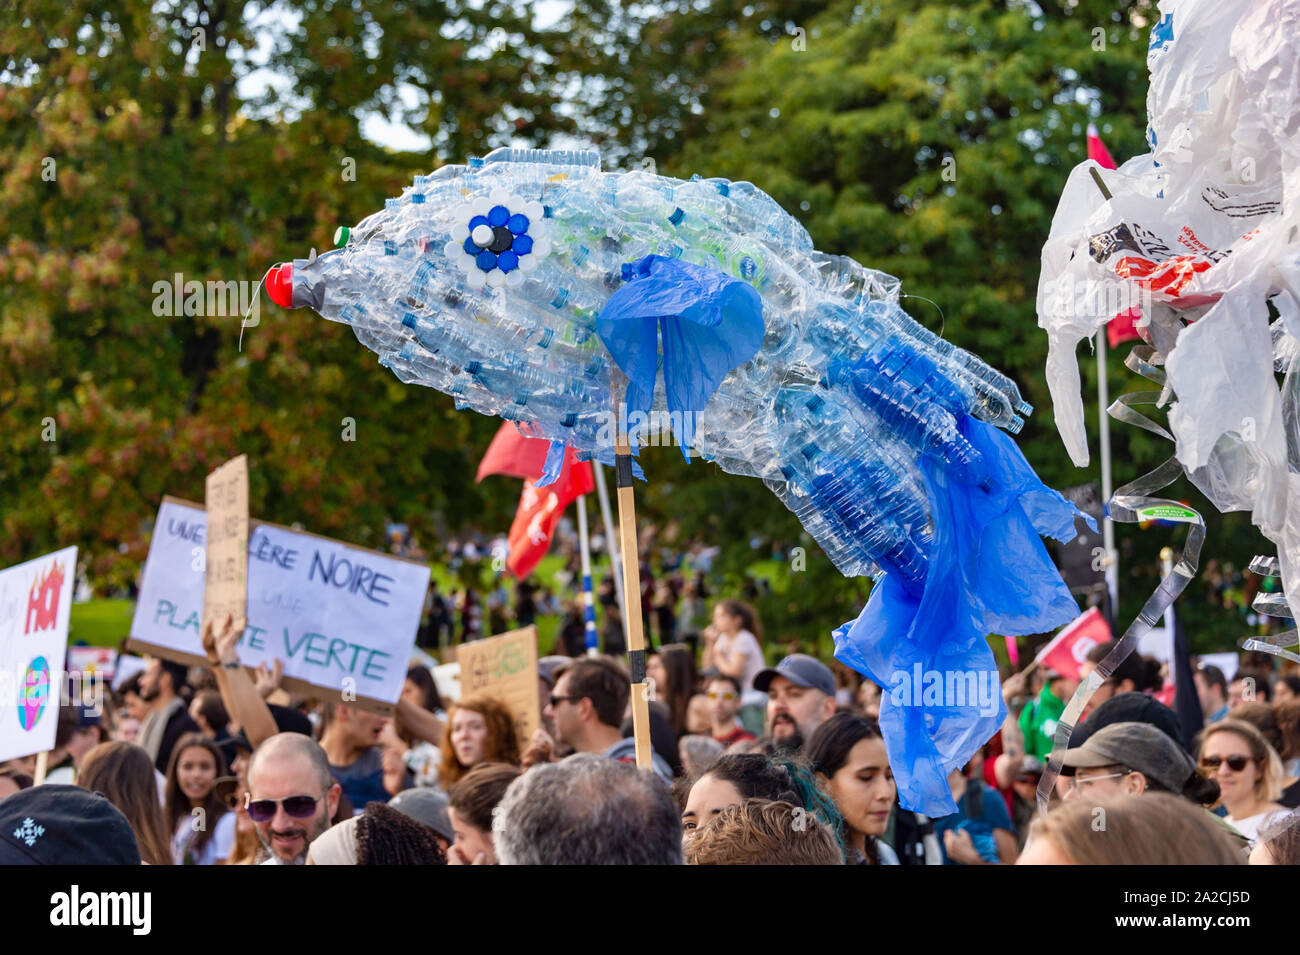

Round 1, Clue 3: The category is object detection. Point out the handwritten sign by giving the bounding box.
[455,626,541,742]
[0,547,77,763]
[128,498,429,713]
[203,456,249,636]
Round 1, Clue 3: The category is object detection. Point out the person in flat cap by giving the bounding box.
[387,786,454,852]
[0,784,141,865]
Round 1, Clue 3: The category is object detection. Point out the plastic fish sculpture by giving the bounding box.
[265,147,1088,814]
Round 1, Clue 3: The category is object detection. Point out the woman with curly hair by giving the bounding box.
[439,695,520,788]
[307,802,446,865]
[680,752,844,854]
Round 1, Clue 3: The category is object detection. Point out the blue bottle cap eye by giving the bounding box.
[508,213,530,234]
[488,205,510,227]
[512,233,533,255]
[497,250,519,272]
[468,214,490,231]
[475,250,497,272]
[463,236,479,255]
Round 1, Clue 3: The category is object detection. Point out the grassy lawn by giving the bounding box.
[69,598,136,649]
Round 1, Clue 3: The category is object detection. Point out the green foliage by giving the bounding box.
[0,1,546,586]
[1,0,1268,656]
[636,0,1261,650]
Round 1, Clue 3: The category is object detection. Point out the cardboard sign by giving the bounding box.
[128,498,429,713]
[454,626,541,742]
[203,455,249,636]
[0,547,78,762]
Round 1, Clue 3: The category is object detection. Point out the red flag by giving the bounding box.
[505,450,594,578]
[477,425,596,578]
[1034,607,1111,682]
[1087,123,1117,170]
[477,422,551,482]
[1107,306,1142,347]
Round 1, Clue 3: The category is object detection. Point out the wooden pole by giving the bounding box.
[614,428,652,772]
[33,750,49,786]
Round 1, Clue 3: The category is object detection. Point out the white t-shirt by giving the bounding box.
[172,808,237,865]
[1226,808,1287,844]
[715,629,764,692]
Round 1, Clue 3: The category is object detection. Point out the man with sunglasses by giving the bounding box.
[247,732,341,865]
[543,658,673,781]
[705,674,755,748]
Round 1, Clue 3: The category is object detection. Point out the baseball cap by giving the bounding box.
[1017,756,1045,781]
[388,787,454,842]
[1072,691,1187,754]
[537,655,571,689]
[0,785,141,865]
[753,654,836,698]
[1060,721,1194,793]
[74,703,103,730]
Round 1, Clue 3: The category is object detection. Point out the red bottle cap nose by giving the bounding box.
[266,263,294,308]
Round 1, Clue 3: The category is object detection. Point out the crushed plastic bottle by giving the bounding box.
[264,147,1048,584]
[263,149,1094,819]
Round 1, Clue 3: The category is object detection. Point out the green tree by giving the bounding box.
[612,0,1260,651]
[0,1,561,589]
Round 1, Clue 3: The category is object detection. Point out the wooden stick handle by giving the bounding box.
[614,432,651,772]
[33,750,49,786]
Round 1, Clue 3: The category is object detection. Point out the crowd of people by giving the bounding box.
[3,592,1300,866]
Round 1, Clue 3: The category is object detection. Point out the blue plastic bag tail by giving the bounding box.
[834,415,1087,817]
[596,255,764,459]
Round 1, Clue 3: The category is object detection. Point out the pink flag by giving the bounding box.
[1034,607,1111,682]
[1087,123,1117,170]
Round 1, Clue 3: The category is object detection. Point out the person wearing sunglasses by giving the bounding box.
[247,732,342,865]
[1196,719,1287,843]
[165,732,236,865]
[705,675,755,749]
[543,657,673,781]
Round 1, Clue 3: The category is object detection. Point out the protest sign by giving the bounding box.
[454,626,540,741]
[67,646,119,683]
[128,498,430,713]
[1199,651,1239,682]
[203,455,249,636]
[0,547,77,763]
[431,662,462,706]
[111,653,147,691]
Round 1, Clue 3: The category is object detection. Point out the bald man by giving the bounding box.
[247,733,342,865]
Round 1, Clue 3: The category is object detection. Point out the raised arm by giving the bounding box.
[395,696,444,747]
[202,613,279,749]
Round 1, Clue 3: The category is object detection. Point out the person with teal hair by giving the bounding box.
[681,752,849,861]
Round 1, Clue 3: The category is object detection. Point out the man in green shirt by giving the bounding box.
[1019,670,1075,760]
